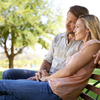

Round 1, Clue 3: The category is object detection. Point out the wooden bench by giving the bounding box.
[80,64,100,100]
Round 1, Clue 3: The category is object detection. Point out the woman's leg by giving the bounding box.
[0,80,60,100]
[2,69,37,79]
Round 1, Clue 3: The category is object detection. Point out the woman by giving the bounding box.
[0,15,100,100]
[40,14,100,100]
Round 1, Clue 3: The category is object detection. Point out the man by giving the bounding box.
[2,5,100,81]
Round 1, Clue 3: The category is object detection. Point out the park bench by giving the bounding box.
[80,64,100,100]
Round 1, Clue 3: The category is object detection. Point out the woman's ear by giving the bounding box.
[84,29,91,43]
[86,28,90,33]
[86,28,91,38]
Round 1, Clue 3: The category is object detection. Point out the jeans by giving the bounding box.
[2,69,62,100]
[2,69,37,79]
[0,80,60,100]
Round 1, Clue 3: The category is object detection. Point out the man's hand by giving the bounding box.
[27,76,36,80]
[40,70,49,82]
[27,70,42,81]
[93,50,100,65]
[27,70,49,81]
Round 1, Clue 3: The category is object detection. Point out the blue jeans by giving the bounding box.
[2,69,37,79]
[0,80,60,100]
[2,69,62,100]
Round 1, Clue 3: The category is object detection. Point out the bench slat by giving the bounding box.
[80,65,100,100]
[96,65,100,68]
[80,93,95,100]
[86,84,100,95]
[90,74,100,81]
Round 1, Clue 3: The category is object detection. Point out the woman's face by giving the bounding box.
[73,19,89,42]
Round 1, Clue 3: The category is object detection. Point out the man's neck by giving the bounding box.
[67,34,75,44]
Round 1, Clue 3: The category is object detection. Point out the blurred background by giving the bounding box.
[0,0,100,70]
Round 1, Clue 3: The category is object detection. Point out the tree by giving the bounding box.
[0,0,64,68]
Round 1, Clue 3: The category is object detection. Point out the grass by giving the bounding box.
[0,71,3,79]
[0,69,100,100]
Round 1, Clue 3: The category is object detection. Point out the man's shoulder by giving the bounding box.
[52,32,66,43]
[54,32,66,39]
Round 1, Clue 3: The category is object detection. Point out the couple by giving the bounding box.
[1,5,100,100]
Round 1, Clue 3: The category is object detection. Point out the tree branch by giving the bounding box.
[14,47,25,56]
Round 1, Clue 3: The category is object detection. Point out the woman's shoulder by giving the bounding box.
[85,39,100,45]
[81,39,100,52]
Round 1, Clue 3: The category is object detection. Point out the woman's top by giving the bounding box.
[49,39,100,100]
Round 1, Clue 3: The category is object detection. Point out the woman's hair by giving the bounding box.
[68,5,89,18]
[79,15,100,40]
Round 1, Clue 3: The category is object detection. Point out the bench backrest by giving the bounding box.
[80,65,100,100]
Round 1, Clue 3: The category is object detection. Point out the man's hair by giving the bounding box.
[68,5,89,18]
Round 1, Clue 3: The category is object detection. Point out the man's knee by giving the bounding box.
[2,69,14,79]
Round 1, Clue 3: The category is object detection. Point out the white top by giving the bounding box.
[44,32,83,74]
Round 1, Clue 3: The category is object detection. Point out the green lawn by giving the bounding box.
[0,69,100,99]
[0,71,3,79]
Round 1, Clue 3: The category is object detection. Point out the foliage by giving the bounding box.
[0,0,64,68]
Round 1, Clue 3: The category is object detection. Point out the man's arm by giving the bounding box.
[28,60,51,81]
[40,60,51,73]
[28,42,53,81]
[28,34,57,81]
[34,60,51,80]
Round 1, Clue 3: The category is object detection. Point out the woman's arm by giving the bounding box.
[40,44,100,81]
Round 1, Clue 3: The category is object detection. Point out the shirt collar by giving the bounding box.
[61,32,67,38]
[61,32,76,41]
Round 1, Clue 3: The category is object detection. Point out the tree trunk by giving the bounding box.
[8,56,14,69]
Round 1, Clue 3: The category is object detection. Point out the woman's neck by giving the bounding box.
[83,34,91,43]
[83,38,91,43]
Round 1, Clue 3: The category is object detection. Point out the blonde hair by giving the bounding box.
[79,15,100,40]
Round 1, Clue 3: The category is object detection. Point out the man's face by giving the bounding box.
[66,12,78,34]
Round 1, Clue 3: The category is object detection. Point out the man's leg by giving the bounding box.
[0,80,60,100]
[2,69,37,79]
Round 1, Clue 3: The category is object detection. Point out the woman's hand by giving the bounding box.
[40,76,49,82]
[93,50,100,65]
